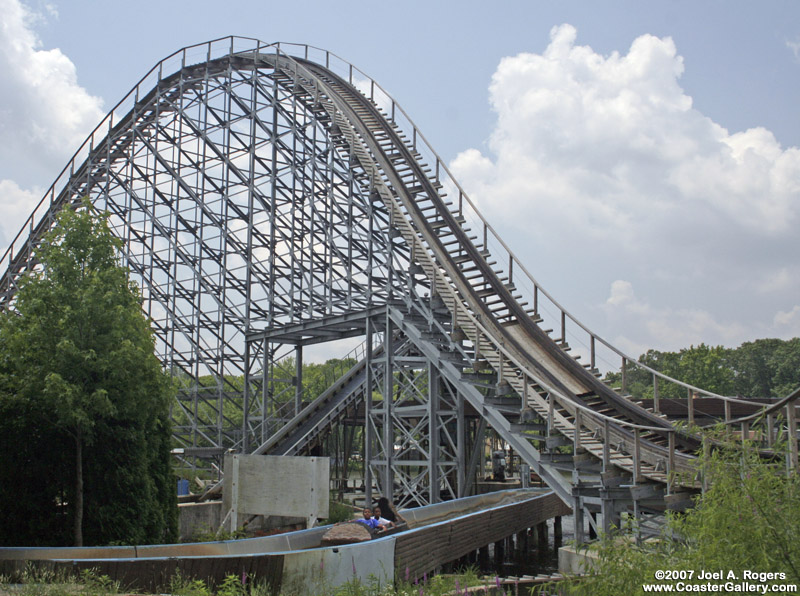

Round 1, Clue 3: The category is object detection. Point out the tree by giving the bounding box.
[606,340,800,400]
[541,434,800,595]
[729,338,800,398]
[0,201,176,546]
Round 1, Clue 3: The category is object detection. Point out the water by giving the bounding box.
[478,515,575,578]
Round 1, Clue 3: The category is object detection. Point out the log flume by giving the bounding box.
[0,489,569,593]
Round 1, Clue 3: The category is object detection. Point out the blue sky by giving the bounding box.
[1,0,799,359]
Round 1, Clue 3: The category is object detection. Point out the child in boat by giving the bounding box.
[355,507,383,530]
[372,506,395,530]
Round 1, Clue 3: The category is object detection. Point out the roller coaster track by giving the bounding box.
[1,38,796,535]
[278,54,705,529]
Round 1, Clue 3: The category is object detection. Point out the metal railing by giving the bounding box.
[1,36,791,458]
[265,41,786,430]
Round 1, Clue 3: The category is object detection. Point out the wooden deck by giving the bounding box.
[395,491,570,581]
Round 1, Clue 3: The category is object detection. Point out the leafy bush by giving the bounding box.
[537,433,800,595]
[326,499,358,524]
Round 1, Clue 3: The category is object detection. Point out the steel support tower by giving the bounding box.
[2,38,796,528]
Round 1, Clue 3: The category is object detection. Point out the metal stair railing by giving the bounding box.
[248,336,379,457]
[266,42,779,432]
[393,298,698,496]
[278,53,700,493]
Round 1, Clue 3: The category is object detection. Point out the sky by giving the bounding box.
[0,0,799,360]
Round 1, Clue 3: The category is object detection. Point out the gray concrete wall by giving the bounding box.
[558,544,600,575]
[222,454,329,529]
[178,501,223,541]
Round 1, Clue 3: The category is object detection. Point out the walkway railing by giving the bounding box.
[1,36,794,473]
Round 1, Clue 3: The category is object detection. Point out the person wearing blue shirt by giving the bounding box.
[355,507,382,530]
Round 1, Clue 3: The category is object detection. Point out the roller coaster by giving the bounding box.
[1,37,797,539]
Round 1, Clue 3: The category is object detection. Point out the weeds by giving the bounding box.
[0,567,119,596]
[184,529,247,543]
[0,564,490,596]
[167,571,216,596]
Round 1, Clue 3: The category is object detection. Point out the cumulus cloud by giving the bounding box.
[774,305,800,336]
[604,279,747,353]
[606,280,637,308]
[0,0,104,244]
[451,24,800,352]
[0,178,40,248]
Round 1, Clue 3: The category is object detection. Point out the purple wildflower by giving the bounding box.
[496,576,501,589]
[405,566,410,582]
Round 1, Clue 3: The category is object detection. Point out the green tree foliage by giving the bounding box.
[728,338,800,398]
[545,436,800,595]
[0,201,177,546]
[170,357,358,431]
[606,339,800,399]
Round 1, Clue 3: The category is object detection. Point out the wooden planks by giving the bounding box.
[394,492,570,581]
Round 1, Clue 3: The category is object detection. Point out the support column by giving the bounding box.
[242,341,250,454]
[573,496,584,545]
[260,341,268,446]
[428,364,440,503]
[554,516,563,544]
[456,392,466,497]
[536,522,548,550]
[517,529,528,552]
[787,402,798,474]
[477,421,486,480]
[601,497,621,535]
[494,540,504,566]
[294,344,303,416]
[478,545,489,568]
[520,463,530,488]
[382,313,394,499]
[364,318,374,506]
[633,500,642,545]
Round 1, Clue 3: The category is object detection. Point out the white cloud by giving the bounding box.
[758,268,796,294]
[0,178,40,248]
[0,0,105,253]
[774,305,800,335]
[0,0,104,188]
[606,279,637,308]
[604,279,747,355]
[451,24,800,352]
[788,39,800,63]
